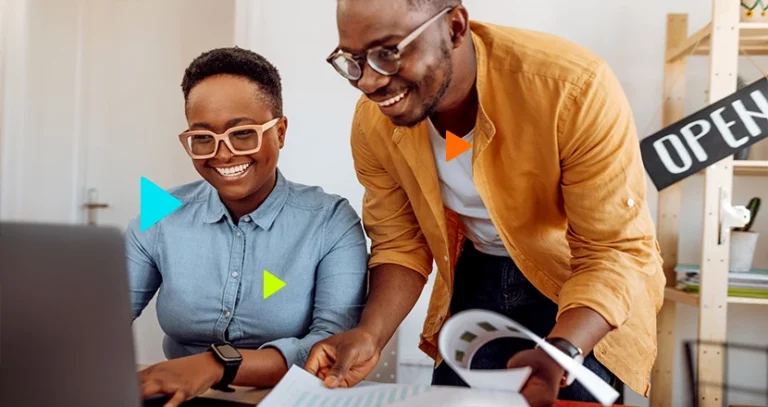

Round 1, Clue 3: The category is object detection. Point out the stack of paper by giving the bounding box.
[259,310,620,407]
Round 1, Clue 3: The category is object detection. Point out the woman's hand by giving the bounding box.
[139,352,224,407]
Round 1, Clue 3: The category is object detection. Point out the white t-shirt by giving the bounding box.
[427,119,509,257]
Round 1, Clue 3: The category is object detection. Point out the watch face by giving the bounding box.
[215,344,242,361]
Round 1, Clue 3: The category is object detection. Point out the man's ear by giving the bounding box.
[278,116,288,149]
[448,6,470,48]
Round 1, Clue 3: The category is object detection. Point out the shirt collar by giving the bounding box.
[203,168,289,230]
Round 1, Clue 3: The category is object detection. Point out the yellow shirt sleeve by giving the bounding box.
[556,60,664,328]
[350,98,433,280]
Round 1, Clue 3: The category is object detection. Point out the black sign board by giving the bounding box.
[641,77,768,190]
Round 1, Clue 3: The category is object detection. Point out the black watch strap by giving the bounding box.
[211,365,239,393]
[209,345,242,393]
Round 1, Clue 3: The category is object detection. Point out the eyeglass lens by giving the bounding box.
[185,128,260,156]
[333,47,400,80]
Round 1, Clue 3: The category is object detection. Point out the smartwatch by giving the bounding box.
[208,343,243,392]
[543,337,584,387]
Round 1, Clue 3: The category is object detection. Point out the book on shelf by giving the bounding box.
[675,263,768,299]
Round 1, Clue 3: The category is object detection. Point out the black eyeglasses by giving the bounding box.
[326,6,453,81]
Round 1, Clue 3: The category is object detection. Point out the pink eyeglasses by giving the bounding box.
[178,118,280,159]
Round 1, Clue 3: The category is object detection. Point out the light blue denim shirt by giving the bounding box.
[126,169,368,368]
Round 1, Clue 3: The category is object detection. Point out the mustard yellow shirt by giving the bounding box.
[349,21,665,397]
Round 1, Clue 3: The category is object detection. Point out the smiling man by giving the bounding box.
[304,1,665,405]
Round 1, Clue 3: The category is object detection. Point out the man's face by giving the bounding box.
[336,0,454,127]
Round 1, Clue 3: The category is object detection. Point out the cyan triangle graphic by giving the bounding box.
[140,177,182,231]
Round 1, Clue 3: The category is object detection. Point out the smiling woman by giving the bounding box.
[126,47,369,407]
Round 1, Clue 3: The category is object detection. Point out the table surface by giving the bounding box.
[189,386,632,406]
[139,365,632,406]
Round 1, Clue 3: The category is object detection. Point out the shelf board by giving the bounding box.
[665,287,768,306]
[734,159,768,175]
[693,160,768,176]
[666,22,768,61]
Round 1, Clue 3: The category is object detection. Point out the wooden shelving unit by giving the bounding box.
[666,22,768,60]
[650,3,768,407]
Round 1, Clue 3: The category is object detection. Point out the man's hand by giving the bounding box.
[304,328,382,388]
[506,348,564,407]
[139,352,224,407]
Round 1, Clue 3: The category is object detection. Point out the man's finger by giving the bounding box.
[304,344,332,375]
[163,389,187,407]
[324,349,355,389]
[521,383,553,407]
[506,350,536,369]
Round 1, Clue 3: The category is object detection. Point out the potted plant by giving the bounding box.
[730,197,761,272]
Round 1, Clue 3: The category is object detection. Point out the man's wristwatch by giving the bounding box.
[544,337,584,387]
[208,343,243,392]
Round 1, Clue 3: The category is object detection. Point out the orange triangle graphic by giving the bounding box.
[445,131,472,162]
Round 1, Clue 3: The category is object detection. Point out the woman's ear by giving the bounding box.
[278,116,288,149]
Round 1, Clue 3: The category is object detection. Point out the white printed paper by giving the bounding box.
[438,309,620,407]
[258,365,528,407]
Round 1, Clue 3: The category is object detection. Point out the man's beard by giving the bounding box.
[401,43,453,128]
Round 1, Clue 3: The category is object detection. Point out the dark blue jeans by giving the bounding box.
[432,242,619,403]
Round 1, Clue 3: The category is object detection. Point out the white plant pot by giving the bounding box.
[730,231,760,272]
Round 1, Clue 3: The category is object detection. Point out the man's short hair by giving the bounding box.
[407,0,462,12]
[181,47,283,117]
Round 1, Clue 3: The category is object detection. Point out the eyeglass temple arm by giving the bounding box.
[396,7,452,52]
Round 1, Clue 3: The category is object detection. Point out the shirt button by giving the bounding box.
[443,255,449,262]
[232,271,238,278]
[243,217,251,222]
[236,231,242,237]
[627,198,635,208]
[225,311,231,318]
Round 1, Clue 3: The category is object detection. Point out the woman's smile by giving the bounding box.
[210,161,254,181]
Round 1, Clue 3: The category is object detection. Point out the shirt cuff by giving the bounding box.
[259,337,307,369]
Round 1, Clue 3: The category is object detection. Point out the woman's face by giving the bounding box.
[184,74,286,202]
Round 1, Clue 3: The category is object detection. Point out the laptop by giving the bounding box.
[0,222,254,407]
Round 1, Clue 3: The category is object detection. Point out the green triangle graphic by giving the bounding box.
[263,270,286,299]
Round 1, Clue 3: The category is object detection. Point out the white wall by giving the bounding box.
[1,0,33,220]
[0,0,95,223]
[0,0,7,182]
[234,0,366,208]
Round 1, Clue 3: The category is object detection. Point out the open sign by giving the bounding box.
[641,77,768,190]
